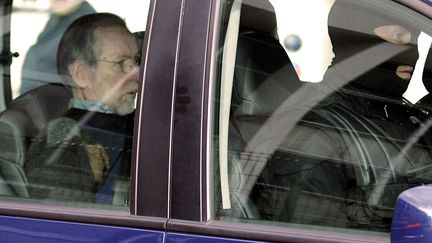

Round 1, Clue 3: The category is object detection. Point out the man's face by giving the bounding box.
[85,26,139,115]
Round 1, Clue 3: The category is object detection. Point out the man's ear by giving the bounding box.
[68,60,91,88]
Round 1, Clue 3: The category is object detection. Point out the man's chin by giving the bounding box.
[115,103,135,116]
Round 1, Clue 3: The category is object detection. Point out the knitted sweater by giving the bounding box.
[24,108,133,204]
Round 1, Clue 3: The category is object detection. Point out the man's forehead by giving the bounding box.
[93,26,138,57]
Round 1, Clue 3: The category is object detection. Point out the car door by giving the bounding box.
[165,0,432,242]
[0,0,178,241]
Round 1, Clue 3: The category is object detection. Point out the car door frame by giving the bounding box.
[166,0,432,242]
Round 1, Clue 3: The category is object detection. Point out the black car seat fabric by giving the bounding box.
[225,29,303,218]
[0,83,71,197]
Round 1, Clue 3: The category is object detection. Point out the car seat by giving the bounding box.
[218,0,303,219]
[0,83,72,197]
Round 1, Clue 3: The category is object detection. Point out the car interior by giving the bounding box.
[0,31,145,205]
[0,0,430,233]
[217,0,432,232]
[0,83,71,197]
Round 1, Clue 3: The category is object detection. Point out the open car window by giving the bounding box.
[212,0,432,236]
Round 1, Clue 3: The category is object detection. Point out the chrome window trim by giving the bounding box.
[205,0,223,222]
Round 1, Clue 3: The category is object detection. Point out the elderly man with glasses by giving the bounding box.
[24,13,141,205]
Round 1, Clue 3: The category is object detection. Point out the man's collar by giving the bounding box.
[69,99,117,114]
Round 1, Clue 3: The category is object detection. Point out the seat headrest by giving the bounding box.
[233,32,301,116]
[10,83,72,133]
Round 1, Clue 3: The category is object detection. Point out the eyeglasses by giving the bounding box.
[97,56,141,73]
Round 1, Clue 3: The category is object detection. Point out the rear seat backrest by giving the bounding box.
[0,84,71,197]
[226,0,302,219]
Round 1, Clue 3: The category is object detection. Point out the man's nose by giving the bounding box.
[119,66,140,85]
[127,66,140,82]
[125,65,139,83]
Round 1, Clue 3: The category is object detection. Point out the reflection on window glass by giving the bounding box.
[0,1,149,209]
[213,0,432,235]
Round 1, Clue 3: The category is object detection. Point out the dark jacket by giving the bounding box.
[24,108,133,204]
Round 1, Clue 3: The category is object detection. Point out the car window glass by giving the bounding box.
[213,0,432,236]
[0,0,150,210]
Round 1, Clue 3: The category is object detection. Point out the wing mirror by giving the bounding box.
[391,185,432,242]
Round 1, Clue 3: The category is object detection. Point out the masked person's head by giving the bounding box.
[269,0,335,83]
[57,13,139,115]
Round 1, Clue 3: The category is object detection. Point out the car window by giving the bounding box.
[212,0,432,236]
[0,0,149,210]
[12,0,148,97]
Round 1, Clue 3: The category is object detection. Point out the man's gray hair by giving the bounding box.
[56,13,129,86]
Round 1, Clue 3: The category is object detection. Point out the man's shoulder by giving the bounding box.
[25,117,85,169]
[45,117,82,147]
